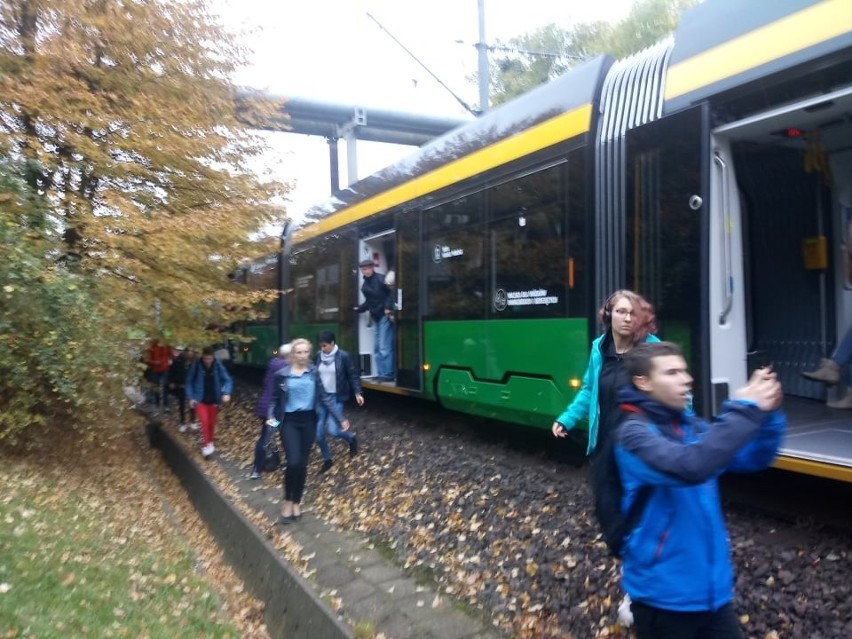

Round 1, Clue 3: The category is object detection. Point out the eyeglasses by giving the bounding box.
[612,308,635,317]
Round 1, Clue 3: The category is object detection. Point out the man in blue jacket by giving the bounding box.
[615,341,785,639]
[186,346,234,459]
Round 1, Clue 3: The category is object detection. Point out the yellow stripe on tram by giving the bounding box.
[665,0,852,102]
[296,103,593,243]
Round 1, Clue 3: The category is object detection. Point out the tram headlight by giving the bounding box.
[422,363,431,372]
[568,378,581,390]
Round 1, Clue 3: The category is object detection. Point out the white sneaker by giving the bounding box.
[617,594,634,626]
[178,424,188,433]
[189,422,201,432]
[201,443,215,458]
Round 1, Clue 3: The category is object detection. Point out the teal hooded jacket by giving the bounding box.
[554,332,660,455]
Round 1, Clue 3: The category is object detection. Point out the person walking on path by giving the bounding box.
[145,338,172,411]
[552,289,659,456]
[267,338,349,524]
[249,344,291,480]
[314,330,364,474]
[614,342,785,638]
[168,347,197,432]
[186,346,233,459]
[354,259,395,380]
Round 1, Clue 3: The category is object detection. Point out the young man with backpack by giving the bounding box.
[613,342,785,638]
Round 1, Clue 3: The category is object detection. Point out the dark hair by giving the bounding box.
[201,346,215,357]
[598,289,658,343]
[317,330,336,345]
[623,341,684,379]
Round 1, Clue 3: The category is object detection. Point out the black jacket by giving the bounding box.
[314,348,363,402]
[356,272,392,321]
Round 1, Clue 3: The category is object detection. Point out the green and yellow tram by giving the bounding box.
[240,0,852,482]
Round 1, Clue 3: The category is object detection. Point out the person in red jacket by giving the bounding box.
[145,338,172,411]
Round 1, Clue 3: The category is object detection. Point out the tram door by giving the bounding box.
[623,106,709,412]
[356,226,422,390]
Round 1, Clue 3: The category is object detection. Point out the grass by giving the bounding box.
[0,425,257,639]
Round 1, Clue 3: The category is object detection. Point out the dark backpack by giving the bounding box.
[591,406,653,559]
[262,437,281,472]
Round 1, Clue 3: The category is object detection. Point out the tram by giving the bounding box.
[239,0,852,482]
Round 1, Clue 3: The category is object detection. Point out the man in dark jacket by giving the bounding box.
[314,331,364,473]
[354,259,394,380]
[168,347,197,432]
[615,342,785,639]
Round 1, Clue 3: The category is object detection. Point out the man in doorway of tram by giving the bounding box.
[614,342,785,639]
[354,258,394,380]
[314,330,364,473]
[186,346,233,459]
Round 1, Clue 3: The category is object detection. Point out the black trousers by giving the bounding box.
[631,601,743,639]
[280,411,316,504]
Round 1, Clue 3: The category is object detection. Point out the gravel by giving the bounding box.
[226,384,852,639]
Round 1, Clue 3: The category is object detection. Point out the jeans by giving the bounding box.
[316,398,354,461]
[833,328,852,380]
[280,411,315,504]
[631,601,743,639]
[252,419,271,473]
[374,315,394,378]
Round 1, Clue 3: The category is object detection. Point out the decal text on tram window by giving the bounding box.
[505,289,559,307]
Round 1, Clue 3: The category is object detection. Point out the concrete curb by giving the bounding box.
[148,419,352,639]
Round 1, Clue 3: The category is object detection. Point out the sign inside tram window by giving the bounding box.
[432,244,465,262]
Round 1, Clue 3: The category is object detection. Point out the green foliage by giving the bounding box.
[487,0,700,107]
[0,164,133,441]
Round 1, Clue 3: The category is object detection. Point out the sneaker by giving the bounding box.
[178,424,188,433]
[319,459,333,474]
[801,358,841,385]
[827,387,852,409]
[201,443,215,458]
[349,436,359,457]
[249,470,260,480]
[189,421,201,432]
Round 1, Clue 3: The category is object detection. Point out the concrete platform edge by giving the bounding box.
[148,420,353,639]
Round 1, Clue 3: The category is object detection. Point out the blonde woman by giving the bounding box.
[267,338,349,523]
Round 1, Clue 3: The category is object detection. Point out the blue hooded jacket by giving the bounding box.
[614,385,785,612]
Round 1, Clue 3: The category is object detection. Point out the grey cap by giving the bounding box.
[358,259,374,267]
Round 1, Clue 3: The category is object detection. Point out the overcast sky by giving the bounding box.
[210,0,636,222]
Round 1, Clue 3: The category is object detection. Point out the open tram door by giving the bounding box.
[355,226,422,392]
[619,105,711,414]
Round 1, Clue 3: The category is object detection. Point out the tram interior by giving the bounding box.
[726,87,852,471]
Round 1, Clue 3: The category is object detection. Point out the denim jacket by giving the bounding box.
[267,364,345,425]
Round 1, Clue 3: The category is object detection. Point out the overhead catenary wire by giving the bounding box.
[366,12,481,117]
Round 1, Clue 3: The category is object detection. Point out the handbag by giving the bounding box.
[262,438,281,472]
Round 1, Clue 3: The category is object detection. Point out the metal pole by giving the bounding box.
[277,222,292,347]
[477,0,489,113]
[327,137,340,195]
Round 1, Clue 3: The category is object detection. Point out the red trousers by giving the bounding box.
[195,403,219,446]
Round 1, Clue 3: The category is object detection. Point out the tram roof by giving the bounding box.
[295,55,612,244]
[665,0,852,112]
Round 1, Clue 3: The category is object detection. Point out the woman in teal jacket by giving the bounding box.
[552,290,659,456]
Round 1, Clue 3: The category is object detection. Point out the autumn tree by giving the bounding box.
[486,0,699,107]
[0,0,287,437]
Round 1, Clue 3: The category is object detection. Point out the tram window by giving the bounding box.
[490,205,566,318]
[316,263,339,320]
[423,194,486,320]
[290,249,317,323]
[489,167,567,318]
